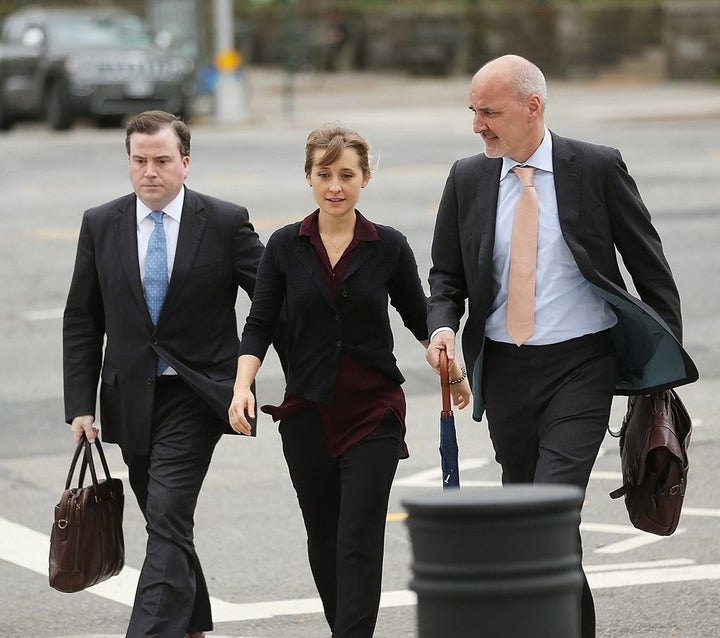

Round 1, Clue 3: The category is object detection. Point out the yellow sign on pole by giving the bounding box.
[215,49,242,72]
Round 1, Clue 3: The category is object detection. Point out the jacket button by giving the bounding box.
[146,377,153,386]
[336,341,341,348]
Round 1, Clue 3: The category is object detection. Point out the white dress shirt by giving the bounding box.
[136,188,184,374]
[136,188,183,281]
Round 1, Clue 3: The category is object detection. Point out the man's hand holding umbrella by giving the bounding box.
[427,331,472,410]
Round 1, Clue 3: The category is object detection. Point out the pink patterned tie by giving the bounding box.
[507,166,537,346]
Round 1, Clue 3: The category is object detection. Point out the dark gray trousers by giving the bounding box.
[122,377,223,638]
[483,330,616,638]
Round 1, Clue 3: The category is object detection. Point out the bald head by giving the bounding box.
[473,55,547,114]
[468,55,547,162]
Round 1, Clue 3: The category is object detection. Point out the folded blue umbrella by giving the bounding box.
[439,351,460,489]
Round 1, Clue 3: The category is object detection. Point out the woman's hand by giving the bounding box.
[228,354,263,435]
[228,386,255,435]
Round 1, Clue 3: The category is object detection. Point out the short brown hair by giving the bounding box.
[125,110,191,157]
[305,125,370,177]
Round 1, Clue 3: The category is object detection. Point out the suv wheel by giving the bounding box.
[0,104,12,130]
[46,80,74,131]
[0,85,13,130]
[95,115,125,128]
[175,101,189,123]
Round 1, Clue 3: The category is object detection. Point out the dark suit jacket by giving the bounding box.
[63,187,264,454]
[428,132,698,420]
[240,215,428,403]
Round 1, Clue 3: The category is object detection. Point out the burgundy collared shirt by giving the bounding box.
[261,210,408,459]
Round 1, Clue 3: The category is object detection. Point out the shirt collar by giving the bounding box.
[299,209,379,241]
[136,186,185,225]
[500,127,553,181]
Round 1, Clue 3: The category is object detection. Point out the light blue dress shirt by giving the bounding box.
[484,129,617,345]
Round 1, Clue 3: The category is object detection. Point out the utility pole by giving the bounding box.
[213,0,245,122]
[282,0,297,114]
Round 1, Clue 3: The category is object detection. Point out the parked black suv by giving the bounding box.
[0,7,196,130]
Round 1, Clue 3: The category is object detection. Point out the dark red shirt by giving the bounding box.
[262,210,408,459]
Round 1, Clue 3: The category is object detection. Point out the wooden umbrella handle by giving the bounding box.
[439,349,451,414]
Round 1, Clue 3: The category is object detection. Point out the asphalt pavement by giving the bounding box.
[1,67,720,638]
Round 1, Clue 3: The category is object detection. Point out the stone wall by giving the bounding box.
[663,1,720,79]
[230,2,720,81]
[236,3,668,79]
[2,1,718,79]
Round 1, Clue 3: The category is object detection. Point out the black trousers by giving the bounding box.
[122,376,224,638]
[482,331,616,638]
[279,409,401,638]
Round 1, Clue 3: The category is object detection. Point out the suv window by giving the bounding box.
[2,17,34,45]
[47,14,155,50]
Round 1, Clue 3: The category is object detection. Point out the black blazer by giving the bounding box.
[63,187,264,454]
[240,215,428,403]
[428,132,698,419]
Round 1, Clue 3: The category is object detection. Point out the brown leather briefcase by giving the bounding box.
[609,389,691,536]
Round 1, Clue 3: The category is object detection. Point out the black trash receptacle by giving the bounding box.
[403,484,584,638]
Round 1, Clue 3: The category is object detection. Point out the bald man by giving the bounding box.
[425,55,697,637]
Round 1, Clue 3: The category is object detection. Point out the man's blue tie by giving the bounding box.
[144,211,169,375]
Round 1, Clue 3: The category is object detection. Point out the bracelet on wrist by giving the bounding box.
[448,367,467,385]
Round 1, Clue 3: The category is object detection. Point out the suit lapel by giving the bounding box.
[161,188,207,319]
[551,132,583,242]
[473,159,501,270]
[114,195,151,323]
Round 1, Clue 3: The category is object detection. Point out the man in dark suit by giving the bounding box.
[425,55,697,637]
[63,110,264,637]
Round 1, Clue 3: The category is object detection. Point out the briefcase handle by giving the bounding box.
[439,350,451,415]
[64,434,114,492]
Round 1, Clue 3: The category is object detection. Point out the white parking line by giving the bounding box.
[580,522,685,554]
[594,529,685,554]
[393,458,491,487]
[682,507,720,517]
[22,307,64,321]
[3,516,720,623]
[589,563,720,589]
[585,558,694,572]
[395,458,621,488]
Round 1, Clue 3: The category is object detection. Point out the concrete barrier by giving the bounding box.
[403,485,584,638]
